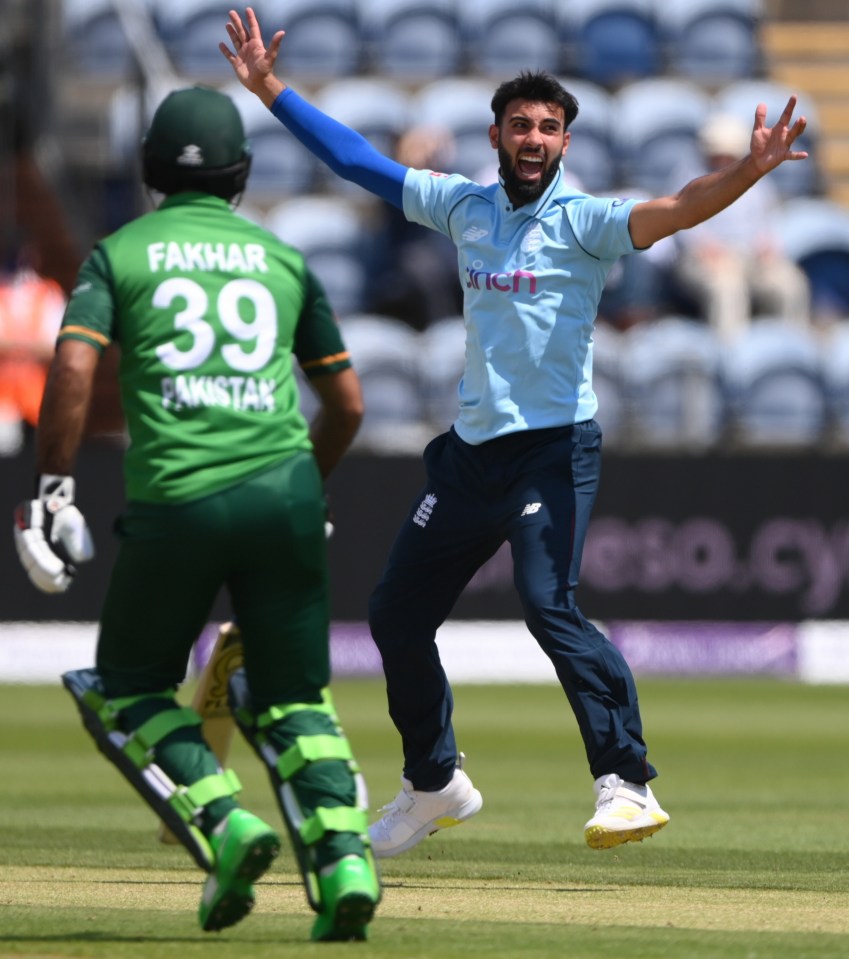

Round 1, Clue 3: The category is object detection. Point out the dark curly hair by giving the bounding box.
[491,72,579,129]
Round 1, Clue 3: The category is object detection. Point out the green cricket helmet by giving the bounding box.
[142,85,252,199]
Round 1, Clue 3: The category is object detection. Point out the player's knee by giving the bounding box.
[368,591,421,658]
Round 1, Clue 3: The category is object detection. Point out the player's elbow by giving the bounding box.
[327,399,364,440]
[321,369,364,434]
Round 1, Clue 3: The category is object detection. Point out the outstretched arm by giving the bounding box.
[220,7,408,207]
[629,97,808,249]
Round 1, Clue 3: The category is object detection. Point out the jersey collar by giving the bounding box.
[497,163,564,219]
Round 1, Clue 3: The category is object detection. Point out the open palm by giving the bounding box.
[220,7,285,100]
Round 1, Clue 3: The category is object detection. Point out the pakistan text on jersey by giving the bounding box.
[161,375,277,412]
[147,242,269,274]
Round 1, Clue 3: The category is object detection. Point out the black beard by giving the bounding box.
[497,144,559,207]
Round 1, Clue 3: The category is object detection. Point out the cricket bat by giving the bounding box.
[157,622,244,844]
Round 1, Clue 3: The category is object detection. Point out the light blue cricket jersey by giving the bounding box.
[403,164,640,445]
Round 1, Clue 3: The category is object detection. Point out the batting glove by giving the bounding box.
[13,475,95,593]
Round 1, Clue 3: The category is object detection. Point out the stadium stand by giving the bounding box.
[776,197,849,322]
[410,78,498,181]
[587,321,629,448]
[558,0,663,89]
[820,322,849,449]
[611,77,713,197]
[265,195,373,318]
[620,316,726,452]
[722,319,828,450]
[417,314,467,434]
[62,0,142,77]
[22,0,849,457]
[556,77,618,193]
[460,0,562,78]
[656,0,764,87]
[262,0,363,79]
[221,81,321,202]
[338,314,433,451]
[359,0,464,80]
[155,0,237,78]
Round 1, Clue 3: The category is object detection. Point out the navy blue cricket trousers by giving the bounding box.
[368,422,657,790]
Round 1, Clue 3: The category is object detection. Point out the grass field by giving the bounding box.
[2,677,849,958]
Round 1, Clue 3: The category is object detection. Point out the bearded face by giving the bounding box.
[490,99,569,208]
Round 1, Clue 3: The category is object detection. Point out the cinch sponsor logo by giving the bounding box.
[464,266,537,294]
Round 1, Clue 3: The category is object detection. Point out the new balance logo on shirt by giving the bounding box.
[462,225,489,242]
[520,503,542,517]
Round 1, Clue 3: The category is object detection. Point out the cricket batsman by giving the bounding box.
[13,85,380,942]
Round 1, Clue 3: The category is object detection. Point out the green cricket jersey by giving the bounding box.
[59,193,351,503]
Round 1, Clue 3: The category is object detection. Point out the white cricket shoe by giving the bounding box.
[584,773,670,850]
[369,764,483,859]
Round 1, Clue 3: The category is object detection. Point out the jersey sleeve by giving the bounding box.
[292,267,352,380]
[565,196,641,260]
[402,168,479,237]
[57,246,115,353]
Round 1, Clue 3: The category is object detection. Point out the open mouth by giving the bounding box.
[516,153,544,179]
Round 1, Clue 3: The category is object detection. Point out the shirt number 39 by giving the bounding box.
[154,277,277,373]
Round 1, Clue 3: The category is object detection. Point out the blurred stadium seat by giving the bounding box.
[722,319,828,449]
[658,0,764,86]
[820,323,849,448]
[418,314,467,433]
[154,0,235,77]
[223,82,320,203]
[620,316,726,451]
[776,197,849,321]
[558,0,663,88]
[261,0,363,79]
[339,314,432,451]
[63,0,144,76]
[590,321,629,447]
[461,0,562,78]
[266,195,372,317]
[611,78,713,196]
[359,0,464,80]
[411,78,497,180]
[557,77,618,193]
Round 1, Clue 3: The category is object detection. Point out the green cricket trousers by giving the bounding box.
[97,451,330,708]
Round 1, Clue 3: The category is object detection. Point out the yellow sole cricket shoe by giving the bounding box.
[584,773,670,850]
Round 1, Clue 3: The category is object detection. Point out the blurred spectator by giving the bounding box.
[0,244,66,455]
[669,113,811,343]
[364,126,465,331]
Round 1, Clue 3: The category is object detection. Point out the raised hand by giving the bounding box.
[748,96,808,175]
[219,7,286,105]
